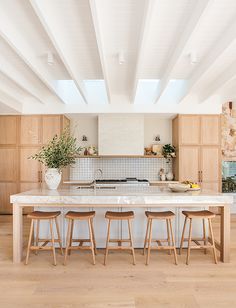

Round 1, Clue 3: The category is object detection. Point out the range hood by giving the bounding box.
[98,115,144,155]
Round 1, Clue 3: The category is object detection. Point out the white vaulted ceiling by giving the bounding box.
[0,0,236,114]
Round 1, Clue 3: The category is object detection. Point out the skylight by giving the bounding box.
[52,80,84,104]
[134,79,160,104]
[158,79,187,104]
[83,80,108,104]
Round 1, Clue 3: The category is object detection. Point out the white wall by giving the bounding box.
[69,114,173,149]
[69,115,98,148]
[144,117,172,147]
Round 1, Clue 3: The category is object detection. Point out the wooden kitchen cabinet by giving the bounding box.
[201,115,220,145]
[179,115,200,145]
[20,148,41,183]
[42,115,61,145]
[0,116,18,145]
[20,116,41,145]
[0,114,70,214]
[179,146,200,183]
[0,183,18,214]
[172,114,221,192]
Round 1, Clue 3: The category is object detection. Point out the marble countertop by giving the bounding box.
[10,186,233,206]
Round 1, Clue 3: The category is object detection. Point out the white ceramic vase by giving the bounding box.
[45,168,61,190]
[166,171,174,181]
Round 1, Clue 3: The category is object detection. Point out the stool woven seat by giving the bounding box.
[145,211,175,219]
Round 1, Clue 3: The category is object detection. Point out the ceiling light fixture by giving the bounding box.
[47,51,54,66]
[189,51,198,65]
[118,51,125,65]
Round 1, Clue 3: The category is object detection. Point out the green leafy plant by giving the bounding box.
[162,144,176,158]
[29,128,81,170]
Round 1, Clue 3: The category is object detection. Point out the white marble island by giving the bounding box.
[11,186,233,263]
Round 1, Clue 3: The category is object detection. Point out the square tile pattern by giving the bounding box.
[70,158,172,181]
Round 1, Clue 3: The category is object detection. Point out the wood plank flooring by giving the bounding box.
[0,215,236,307]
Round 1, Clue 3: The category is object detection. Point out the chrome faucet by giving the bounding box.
[94,168,103,181]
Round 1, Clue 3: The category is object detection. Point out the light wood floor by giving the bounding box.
[1,215,236,308]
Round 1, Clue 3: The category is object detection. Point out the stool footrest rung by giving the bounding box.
[68,246,93,251]
[30,246,53,251]
[109,239,131,243]
[145,246,176,250]
[106,246,133,250]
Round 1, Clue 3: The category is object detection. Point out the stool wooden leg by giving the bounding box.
[88,218,96,265]
[35,219,40,255]
[186,218,192,265]
[169,219,178,265]
[143,218,150,255]
[68,219,74,256]
[166,219,171,255]
[25,219,34,265]
[50,219,56,266]
[208,218,218,264]
[64,219,72,265]
[91,218,97,255]
[146,218,152,265]
[128,219,136,265]
[55,217,63,256]
[203,218,207,255]
[104,219,111,265]
[179,217,187,255]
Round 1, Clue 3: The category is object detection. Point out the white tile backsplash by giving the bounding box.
[70,158,173,181]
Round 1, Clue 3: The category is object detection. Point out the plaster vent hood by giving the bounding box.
[98,115,144,155]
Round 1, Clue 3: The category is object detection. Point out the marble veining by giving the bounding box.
[10,186,233,206]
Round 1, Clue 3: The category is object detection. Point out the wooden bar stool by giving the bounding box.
[104,211,136,265]
[25,211,63,266]
[64,211,96,265]
[179,210,217,265]
[143,211,178,265]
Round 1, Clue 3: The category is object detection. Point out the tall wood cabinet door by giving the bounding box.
[201,146,220,183]
[42,116,61,145]
[0,148,18,182]
[0,116,18,145]
[179,146,200,182]
[20,148,41,182]
[20,116,41,145]
[0,183,18,214]
[201,116,220,145]
[179,115,200,145]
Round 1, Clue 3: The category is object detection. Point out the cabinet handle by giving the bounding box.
[198,171,201,182]
[201,171,203,183]
[38,171,41,183]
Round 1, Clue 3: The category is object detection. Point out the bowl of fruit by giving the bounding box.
[181,181,200,191]
[168,183,190,192]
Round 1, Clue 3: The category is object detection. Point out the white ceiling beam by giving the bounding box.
[0,19,65,105]
[130,0,156,104]
[0,88,22,113]
[0,54,45,104]
[155,0,212,104]
[179,18,236,104]
[89,0,111,104]
[199,62,236,102]
[30,0,88,104]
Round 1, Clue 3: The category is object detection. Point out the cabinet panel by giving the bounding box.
[0,183,18,214]
[20,116,41,145]
[0,116,17,145]
[0,148,17,181]
[42,116,61,145]
[179,146,200,182]
[201,182,219,192]
[180,115,200,145]
[201,116,220,145]
[201,147,220,182]
[20,148,41,182]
